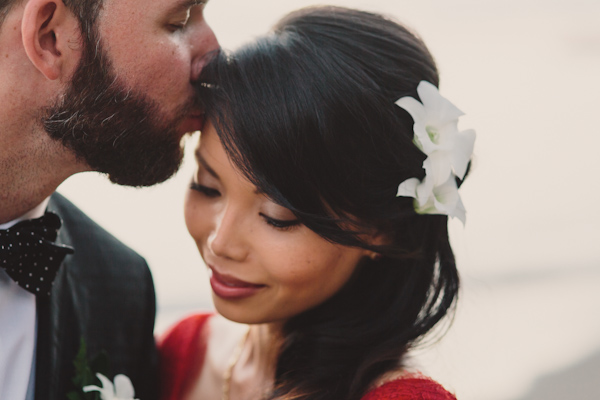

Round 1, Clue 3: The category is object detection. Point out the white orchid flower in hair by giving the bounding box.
[395,81,475,223]
[83,373,138,400]
[397,175,466,224]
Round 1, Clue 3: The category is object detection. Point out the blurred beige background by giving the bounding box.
[57,1,600,399]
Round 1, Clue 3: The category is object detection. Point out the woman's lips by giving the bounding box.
[209,267,265,299]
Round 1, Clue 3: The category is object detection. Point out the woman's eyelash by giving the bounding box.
[259,213,301,231]
[190,181,299,229]
[190,182,220,198]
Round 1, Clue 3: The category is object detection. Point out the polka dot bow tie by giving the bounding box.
[0,212,74,298]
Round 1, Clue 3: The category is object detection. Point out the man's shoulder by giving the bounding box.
[49,192,148,272]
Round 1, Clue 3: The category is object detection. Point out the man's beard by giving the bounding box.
[43,36,193,187]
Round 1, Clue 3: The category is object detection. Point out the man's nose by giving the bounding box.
[190,23,219,81]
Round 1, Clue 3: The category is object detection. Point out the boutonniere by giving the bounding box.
[66,338,138,400]
[83,373,139,400]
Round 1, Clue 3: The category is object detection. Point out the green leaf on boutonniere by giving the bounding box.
[67,338,110,400]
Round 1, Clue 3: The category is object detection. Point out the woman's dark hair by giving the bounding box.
[198,6,462,400]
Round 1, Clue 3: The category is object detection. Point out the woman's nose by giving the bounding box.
[207,206,248,261]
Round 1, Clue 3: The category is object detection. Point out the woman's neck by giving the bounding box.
[248,322,284,370]
[230,322,284,400]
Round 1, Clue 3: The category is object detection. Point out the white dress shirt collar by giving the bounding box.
[0,197,49,400]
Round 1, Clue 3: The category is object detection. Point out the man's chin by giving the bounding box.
[105,151,184,187]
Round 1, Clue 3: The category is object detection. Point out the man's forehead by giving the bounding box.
[103,0,207,14]
[98,0,207,27]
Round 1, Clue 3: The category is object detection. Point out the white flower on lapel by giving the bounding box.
[395,81,475,223]
[83,373,139,400]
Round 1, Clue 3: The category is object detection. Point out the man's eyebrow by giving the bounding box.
[169,0,208,14]
[194,148,219,179]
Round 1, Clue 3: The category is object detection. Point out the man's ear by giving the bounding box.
[21,0,81,80]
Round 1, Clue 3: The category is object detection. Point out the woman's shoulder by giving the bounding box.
[157,312,214,400]
[361,373,457,400]
[157,313,249,400]
[158,312,214,353]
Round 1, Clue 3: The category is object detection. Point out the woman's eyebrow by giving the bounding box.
[194,148,219,179]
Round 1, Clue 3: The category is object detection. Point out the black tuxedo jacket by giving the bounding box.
[34,193,158,400]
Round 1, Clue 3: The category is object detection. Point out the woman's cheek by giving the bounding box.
[266,251,318,287]
[184,192,204,240]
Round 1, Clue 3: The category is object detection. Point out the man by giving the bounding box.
[0,0,218,397]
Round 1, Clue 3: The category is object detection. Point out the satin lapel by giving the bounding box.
[35,195,76,400]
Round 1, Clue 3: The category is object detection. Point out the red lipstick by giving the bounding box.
[209,267,265,299]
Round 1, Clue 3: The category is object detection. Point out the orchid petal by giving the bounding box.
[96,373,114,391]
[415,177,435,207]
[437,96,464,124]
[431,176,467,224]
[415,196,436,215]
[83,386,111,400]
[395,96,426,125]
[432,177,459,211]
[413,122,439,154]
[423,152,452,186]
[417,81,464,124]
[450,129,476,179]
[396,177,420,198]
[416,81,442,116]
[434,122,459,150]
[114,374,136,399]
[396,97,436,153]
[453,195,467,224]
[82,385,104,393]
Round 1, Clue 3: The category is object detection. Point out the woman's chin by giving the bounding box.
[212,296,286,326]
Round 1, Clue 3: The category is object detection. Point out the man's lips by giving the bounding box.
[179,113,205,134]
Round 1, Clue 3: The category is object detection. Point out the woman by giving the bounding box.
[159,6,475,400]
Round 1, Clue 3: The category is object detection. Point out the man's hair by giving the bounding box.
[0,0,19,25]
[0,0,102,38]
[60,0,103,40]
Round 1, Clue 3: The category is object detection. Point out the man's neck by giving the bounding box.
[0,13,89,224]
[0,127,86,224]
[0,198,50,229]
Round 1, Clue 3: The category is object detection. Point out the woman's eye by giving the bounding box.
[260,213,300,231]
[190,182,220,198]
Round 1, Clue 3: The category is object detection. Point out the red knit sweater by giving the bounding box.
[158,313,456,400]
